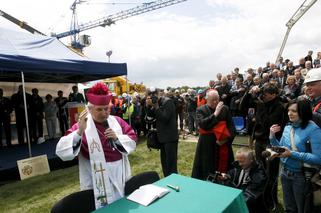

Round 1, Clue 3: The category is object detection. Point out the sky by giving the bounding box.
[1,0,321,88]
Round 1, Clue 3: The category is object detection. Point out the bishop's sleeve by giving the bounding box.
[115,116,137,155]
[55,124,82,161]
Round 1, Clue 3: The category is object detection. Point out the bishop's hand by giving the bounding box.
[214,101,224,117]
[77,109,88,135]
[104,128,118,141]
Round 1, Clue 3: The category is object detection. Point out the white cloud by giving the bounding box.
[1,0,321,88]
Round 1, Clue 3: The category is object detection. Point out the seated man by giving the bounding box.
[219,147,267,213]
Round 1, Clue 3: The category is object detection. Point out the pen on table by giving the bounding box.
[166,184,180,192]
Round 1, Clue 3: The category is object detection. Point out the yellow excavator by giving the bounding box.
[102,76,146,96]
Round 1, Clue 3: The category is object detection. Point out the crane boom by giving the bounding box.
[55,0,187,39]
[275,0,318,63]
[0,9,45,35]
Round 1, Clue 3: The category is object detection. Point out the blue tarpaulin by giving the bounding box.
[0,27,127,83]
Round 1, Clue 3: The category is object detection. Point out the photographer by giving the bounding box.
[218,147,267,213]
[185,90,197,135]
[239,82,286,210]
[146,89,178,177]
[270,99,321,213]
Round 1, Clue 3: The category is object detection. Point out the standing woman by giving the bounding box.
[270,99,321,213]
[43,94,58,140]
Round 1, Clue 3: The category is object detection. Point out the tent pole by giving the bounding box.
[126,75,131,126]
[21,72,32,158]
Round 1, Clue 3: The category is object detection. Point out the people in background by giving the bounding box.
[54,90,69,136]
[0,88,12,148]
[43,94,58,140]
[11,85,32,145]
[68,85,85,103]
[30,88,44,144]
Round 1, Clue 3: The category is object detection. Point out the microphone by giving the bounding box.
[102,120,126,152]
[102,120,109,129]
[102,120,115,149]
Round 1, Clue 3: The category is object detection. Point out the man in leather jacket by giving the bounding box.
[239,83,285,210]
[220,148,268,213]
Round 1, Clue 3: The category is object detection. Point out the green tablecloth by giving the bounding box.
[93,174,249,213]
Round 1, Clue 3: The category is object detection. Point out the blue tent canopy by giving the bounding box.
[0,28,127,83]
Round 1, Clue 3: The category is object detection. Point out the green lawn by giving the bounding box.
[0,136,283,213]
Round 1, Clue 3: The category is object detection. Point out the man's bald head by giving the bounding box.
[206,90,220,109]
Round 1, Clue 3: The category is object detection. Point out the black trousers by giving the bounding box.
[160,141,178,177]
[30,114,43,142]
[176,111,184,131]
[255,140,280,210]
[0,116,12,147]
[58,114,69,136]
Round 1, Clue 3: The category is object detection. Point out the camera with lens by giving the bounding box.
[262,146,286,159]
[151,93,158,104]
[207,171,231,185]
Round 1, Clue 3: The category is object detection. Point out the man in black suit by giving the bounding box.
[54,90,69,136]
[68,85,85,103]
[0,88,13,148]
[147,89,179,177]
[11,85,32,145]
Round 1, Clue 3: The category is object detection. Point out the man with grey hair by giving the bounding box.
[220,147,267,213]
[56,82,137,209]
[192,90,236,180]
[303,67,321,213]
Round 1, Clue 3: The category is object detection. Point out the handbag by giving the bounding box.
[146,129,161,150]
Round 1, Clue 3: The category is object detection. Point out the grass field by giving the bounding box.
[0,136,283,213]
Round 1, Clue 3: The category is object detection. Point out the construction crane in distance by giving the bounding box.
[275,0,318,63]
[0,9,45,35]
[53,0,187,51]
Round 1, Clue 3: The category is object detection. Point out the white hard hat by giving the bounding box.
[304,68,321,84]
[149,87,156,92]
[175,89,179,93]
[122,93,128,98]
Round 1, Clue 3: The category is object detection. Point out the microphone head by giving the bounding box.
[102,120,109,129]
[262,150,271,158]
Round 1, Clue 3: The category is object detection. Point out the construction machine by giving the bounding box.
[53,0,187,51]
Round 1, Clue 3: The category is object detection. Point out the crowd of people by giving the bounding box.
[0,85,87,147]
[2,50,321,212]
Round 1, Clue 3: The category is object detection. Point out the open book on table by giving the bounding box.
[127,184,170,206]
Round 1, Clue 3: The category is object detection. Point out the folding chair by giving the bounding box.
[51,189,95,213]
[232,116,245,134]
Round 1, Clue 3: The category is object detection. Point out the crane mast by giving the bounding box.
[55,0,187,39]
[0,9,45,35]
[275,0,318,63]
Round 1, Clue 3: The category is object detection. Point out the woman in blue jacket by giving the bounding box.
[269,99,321,213]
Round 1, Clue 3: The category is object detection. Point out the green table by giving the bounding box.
[93,174,249,213]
